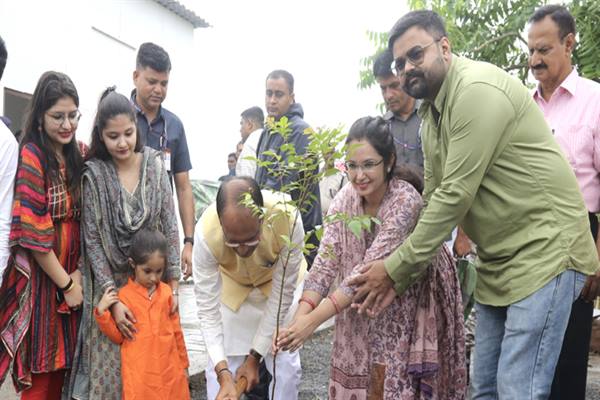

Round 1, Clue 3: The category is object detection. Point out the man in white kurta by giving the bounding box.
[0,36,18,283]
[193,177,303,400]
[236,106,264,178]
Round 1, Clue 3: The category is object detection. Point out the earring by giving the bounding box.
[387,168,391,172]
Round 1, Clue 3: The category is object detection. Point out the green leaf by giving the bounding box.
[280,234,292,248]
[347,220,362,238]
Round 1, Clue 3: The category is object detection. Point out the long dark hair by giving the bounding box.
[21,71,83,199]
[346,116,423,193]
[87,86,141,161]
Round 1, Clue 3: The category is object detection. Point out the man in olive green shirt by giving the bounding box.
[349,10,600,399]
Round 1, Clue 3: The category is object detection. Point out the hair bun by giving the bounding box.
[99,85,117,102]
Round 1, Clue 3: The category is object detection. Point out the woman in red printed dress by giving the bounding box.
[0,71,85,400]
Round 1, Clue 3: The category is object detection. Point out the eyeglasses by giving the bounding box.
[46,110,82,127]
[391,40,440,76]
[224,228,261,248]
[344,159,384,174]
[224,238,260,248]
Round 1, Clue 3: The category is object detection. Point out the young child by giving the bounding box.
[94,229,190,400]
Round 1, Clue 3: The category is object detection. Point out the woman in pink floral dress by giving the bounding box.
[277,116,466,399]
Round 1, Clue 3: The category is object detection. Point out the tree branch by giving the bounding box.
[471,31,521,53]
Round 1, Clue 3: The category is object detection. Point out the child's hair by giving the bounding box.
[87,86,142,161]
[128,229,168,266]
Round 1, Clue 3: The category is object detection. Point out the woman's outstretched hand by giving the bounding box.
[276,314,318,353]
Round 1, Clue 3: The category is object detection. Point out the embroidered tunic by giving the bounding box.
[0,143,81,391]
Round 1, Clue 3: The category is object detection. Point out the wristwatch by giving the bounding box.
[183,236,194,245]
[248,348,263,362]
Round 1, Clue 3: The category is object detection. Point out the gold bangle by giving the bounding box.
[61,278,75,293]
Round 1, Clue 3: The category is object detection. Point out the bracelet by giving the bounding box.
[298,296,317,310]
[327,295,341,314]
[183,236,194,245]
[216,367,231,377]
[61,277,75,293]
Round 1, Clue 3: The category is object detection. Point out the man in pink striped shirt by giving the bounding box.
[529,5,600,399]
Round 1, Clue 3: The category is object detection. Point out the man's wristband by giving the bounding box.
[183,236,194,245]
[248,348,263,362]
[216,367,231,377]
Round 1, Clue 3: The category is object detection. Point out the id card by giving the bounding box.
[163,149,172,173]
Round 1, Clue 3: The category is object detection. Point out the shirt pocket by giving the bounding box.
[554,124,594,172]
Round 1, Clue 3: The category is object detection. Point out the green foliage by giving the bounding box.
[244,117,350,255]
[571,0,600,80]
[325,212,381,239]
[358,30,390,90]
[359,0,600,89]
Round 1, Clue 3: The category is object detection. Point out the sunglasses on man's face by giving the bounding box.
[391,39,440,76]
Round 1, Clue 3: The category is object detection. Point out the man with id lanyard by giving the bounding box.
[131,42,195,279]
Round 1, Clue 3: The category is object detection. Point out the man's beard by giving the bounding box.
[403,57,446,100]
[403,71,429,99]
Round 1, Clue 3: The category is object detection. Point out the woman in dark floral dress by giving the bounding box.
[69,88,181,400]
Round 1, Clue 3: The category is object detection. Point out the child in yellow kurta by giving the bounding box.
[94,229,190,400]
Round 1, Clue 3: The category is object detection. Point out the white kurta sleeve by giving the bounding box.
[236,129,260,178]
[0,129,18,277]
[252,214,304,356]
[192,218,227,365]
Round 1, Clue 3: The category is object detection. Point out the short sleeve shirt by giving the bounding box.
[131,91,192,178]
[383,105,423,169]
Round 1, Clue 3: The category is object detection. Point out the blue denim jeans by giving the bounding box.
[470,269,587,399]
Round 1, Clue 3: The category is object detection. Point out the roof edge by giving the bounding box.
[151,0,210,29]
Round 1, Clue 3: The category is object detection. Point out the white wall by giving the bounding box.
[0,0,200,157]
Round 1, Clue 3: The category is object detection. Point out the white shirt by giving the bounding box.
[319,172,348,216]
[192,206,304,365]
[236,128,262,178]
[0,123,18,279]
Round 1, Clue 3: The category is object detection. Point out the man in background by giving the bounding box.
[373,49,423,169]
[529,5,600,398]
[219,153,237,181]
[0,35,18,282]
[255,69,321,267]
[131,42,195,278]
[236,106,264,177]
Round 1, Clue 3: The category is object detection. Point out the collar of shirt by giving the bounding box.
[127,277,163,300]
[130,89,164,124]
[384,99,422,122]
[248,128,263,139]
[533,67,578,103]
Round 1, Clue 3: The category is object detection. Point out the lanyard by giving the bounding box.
[157,118,168,152]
